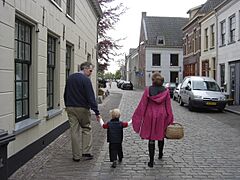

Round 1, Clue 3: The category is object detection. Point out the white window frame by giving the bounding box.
[152,54,161,66]
[170,54,179,66]
[156,36,165,45]
[53,0,61,6]
[66,0,75,19]
[210,24,215,48]
[204,28,208,50]
[220,20,226,46]
[229,14,236,43]
[15,18,32,122]
[66,43,73,81]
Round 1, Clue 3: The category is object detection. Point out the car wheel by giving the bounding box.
[177,96,180,103]
[188,100,194,111]
[179,97,184,106]
[218,108,224,112]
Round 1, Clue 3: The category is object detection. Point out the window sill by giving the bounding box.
[204,49,208,52]
[66,14,75,24]
[209,47,215,50]
[219,44,226,48]
[14,118,41,135]
[228,41,236,45]
[49,0,63,12]
[46,108,63,120]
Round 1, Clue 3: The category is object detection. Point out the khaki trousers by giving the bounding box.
[66,107,92,159]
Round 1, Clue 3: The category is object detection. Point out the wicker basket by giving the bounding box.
[166,123,184,139]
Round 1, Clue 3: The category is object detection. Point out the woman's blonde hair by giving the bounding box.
[152,72,164,86]
[109,108,121,118]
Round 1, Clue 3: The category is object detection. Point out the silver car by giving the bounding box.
[179,76,227,112]
[173,83,182,102]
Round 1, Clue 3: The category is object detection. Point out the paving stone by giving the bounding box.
[9,83,240,179]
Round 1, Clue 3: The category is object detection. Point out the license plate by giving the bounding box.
[206,102,217,105]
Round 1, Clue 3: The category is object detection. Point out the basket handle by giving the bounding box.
[171,122,183,127]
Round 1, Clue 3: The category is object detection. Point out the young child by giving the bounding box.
[99,108,132,168]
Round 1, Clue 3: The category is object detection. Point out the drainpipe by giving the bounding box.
[215,10,219,84]
[96,17,100,102]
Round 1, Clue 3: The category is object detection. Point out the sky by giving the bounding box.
[106,0,207,73]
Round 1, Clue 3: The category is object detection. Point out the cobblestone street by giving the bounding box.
[9,83,240,179]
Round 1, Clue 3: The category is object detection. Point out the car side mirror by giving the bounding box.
[185,86,191,91]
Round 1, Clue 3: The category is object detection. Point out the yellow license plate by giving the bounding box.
[206,102,217,105]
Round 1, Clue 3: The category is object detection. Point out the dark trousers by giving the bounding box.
[109,143,123,162]
[148,139,164,162]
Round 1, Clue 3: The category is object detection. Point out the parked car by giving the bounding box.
[163,82,176,98]
[121,81,133,90]
[178,76,227,112]
[173,83,182,102]
[117,80,125,88]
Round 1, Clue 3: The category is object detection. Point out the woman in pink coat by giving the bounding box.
[132,72,174,167]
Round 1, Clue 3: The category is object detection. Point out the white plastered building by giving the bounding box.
[0,0,102,175]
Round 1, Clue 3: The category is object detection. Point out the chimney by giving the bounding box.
[142,12,146,18]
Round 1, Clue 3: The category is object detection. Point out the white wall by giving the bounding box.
[217,0,240,92]
[145,47,184,86]
[0,0,99,157]
[200,14,217,78]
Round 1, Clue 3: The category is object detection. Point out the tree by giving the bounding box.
[98,0,127,72]
[114,70,121,79]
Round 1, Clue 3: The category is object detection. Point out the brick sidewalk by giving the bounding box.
[9,92,122,180]
[9,84,240,179]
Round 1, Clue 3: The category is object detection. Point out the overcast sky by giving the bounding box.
[107,0,207,73]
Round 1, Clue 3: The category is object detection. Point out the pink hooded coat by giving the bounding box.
[132,87,174,140]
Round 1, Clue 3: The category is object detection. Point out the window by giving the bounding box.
[210,24,215,48]
[204,28,208,50]
[193,29,197,53]
[170,54,178,66]
[170,71,178,83]
[47,35,56,110]
[53,0,61,6]
[181,78,190,88]
[66,0,75,19]
[156,36,165,45]
[152,54,161,66]
[212,57,216,80]
[66,44,72,81]
[229,15,236,43]
[85,42,87,54]
[239,11,240,40]
[15,19,32,122]
[220,64,225,87]
[183,38,186,55]
[186,35,189,54]
[220,20,226,45]
[192,81,220,91]
[87,53,91,62]
[202,60,209,77]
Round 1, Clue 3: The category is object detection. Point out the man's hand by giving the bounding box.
[96,115,101,121]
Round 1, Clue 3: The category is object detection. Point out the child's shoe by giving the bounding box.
[111,161,117,168]
[118,158,122,163]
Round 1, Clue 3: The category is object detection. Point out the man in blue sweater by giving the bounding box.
[64,61,100,161]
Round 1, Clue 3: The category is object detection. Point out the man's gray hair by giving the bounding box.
[80,61,95,70]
